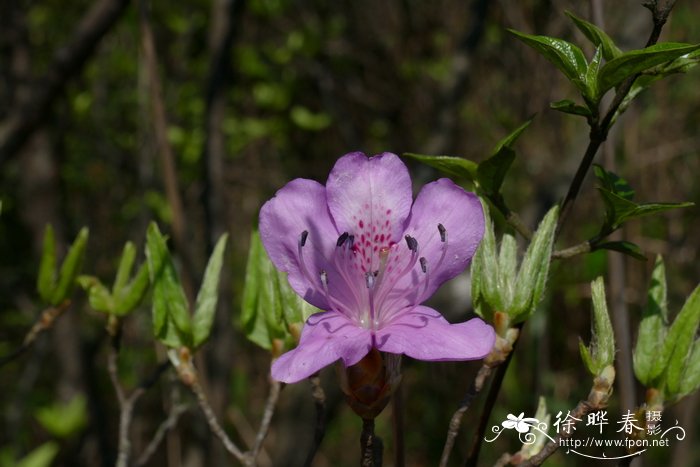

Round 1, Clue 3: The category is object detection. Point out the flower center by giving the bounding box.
[295,224,448,331]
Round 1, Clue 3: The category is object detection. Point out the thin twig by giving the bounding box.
[360,418,383,467]
[439,364,492,467]
[303,375,326,467]
[135,403,190,467]
[556,0,677,235]
[515,400,594,467]
[248,379,281,464]
[391,384,405,467]
[0,300,71,368]
[190,377,246,462]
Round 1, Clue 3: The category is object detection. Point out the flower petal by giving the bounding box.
[271,311,372,383]
[326,152,412,256]
[403,179,484,301]
[259,178,339,309]
[374,306,494,361]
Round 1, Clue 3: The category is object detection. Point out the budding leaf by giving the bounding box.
[509,30,588,93]
[50,228,89,306]
[511,206,558,323]
[37,225,57,303]
[471,206,501,324]
[77,276,113,313]
[664,284,700,397]
[113,242,137,295]
[146,223,192,348]
[550,99,591,117]
[679,340,700,397]
[565,10,621,61]
[192,233,228,348]
[597,42,700,94]
[113,262,149,316]
[402,153,477,182]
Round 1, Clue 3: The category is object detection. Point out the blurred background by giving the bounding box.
[1,0,699,465]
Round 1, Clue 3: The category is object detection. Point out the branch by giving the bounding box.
[0,300,71,368]
[134,403,189,467]
[248,378,281,465]
[303,375,327,467]
[0,0,130,164]
[556,0,678,235]
[360,418,383,467]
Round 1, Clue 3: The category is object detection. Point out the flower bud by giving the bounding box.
[337,349,401,419]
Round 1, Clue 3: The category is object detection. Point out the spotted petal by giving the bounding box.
[271,311,373,383]
[374,306,494,360]
[403,179,484,302]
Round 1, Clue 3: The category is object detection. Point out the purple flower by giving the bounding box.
[260,152,495,383]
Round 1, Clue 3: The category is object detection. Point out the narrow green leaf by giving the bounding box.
[511,206,558,322]
[585,46,602,100]
[509,30,588,92]
[598,42,700,94]
[474,206,502,320]
[491,118,533,154]
[634,256,668,385]
[192,234,228,348]
[37,225,57,303]
[241,230,273,350]
[665,284,700,396]
[16,442,60,467]
[679,340,700,397]
[594,241,646,261]
[550,99,591,117]
[597,188,693,230]
[402,153,477,182]
[113,242,137,295]
[497,234,518,308]
[579,337,596,375]
[146,223,192,348]
[114,262,150,316]
[477,147,515,196]
[50,227,89,305]
[565,10,622,61]
[77,276,114,313]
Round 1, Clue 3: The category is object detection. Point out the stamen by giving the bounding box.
[300,230,309,247]
[365,271,375,289]
[438,223,446,243]
[404,235,418,252]
[347,234,355,249]
[320,270,328,286]
[336,232,349,247]
[420,257,427,273]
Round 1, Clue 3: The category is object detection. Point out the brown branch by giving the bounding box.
[247,379,281,465]
[0,0,130,164]
[303,375,327,467]
[0,300,71,368]
[134,403,189,467]
[360,418,383,467]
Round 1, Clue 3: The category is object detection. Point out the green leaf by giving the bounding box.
[472,204,501,323]
[585,46,602,100]
[665,284,700,397]
[497,234,518,308]
[477,119,532,196]
[50,227,89,305]
[593,164,634,199]
[290,106,331,131]
[579,337,595,375]
[679,340,700,397]
[402,153,477,182]
[35,394,87,438]
[192,234,228,348]
[598,189,693,229]
[37,225,56,303]
[146,223,192,348]
[511,206,558,322]
[594,241,646,261]
[509,30,588,93]
[565,10,621,61]
[590,276,615,372]
[113,242,137,295]
[77,276,114,313]
[113,262,149,316]
[16,442,59,467]
[550,99,591,117]
[598,42,700,94]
